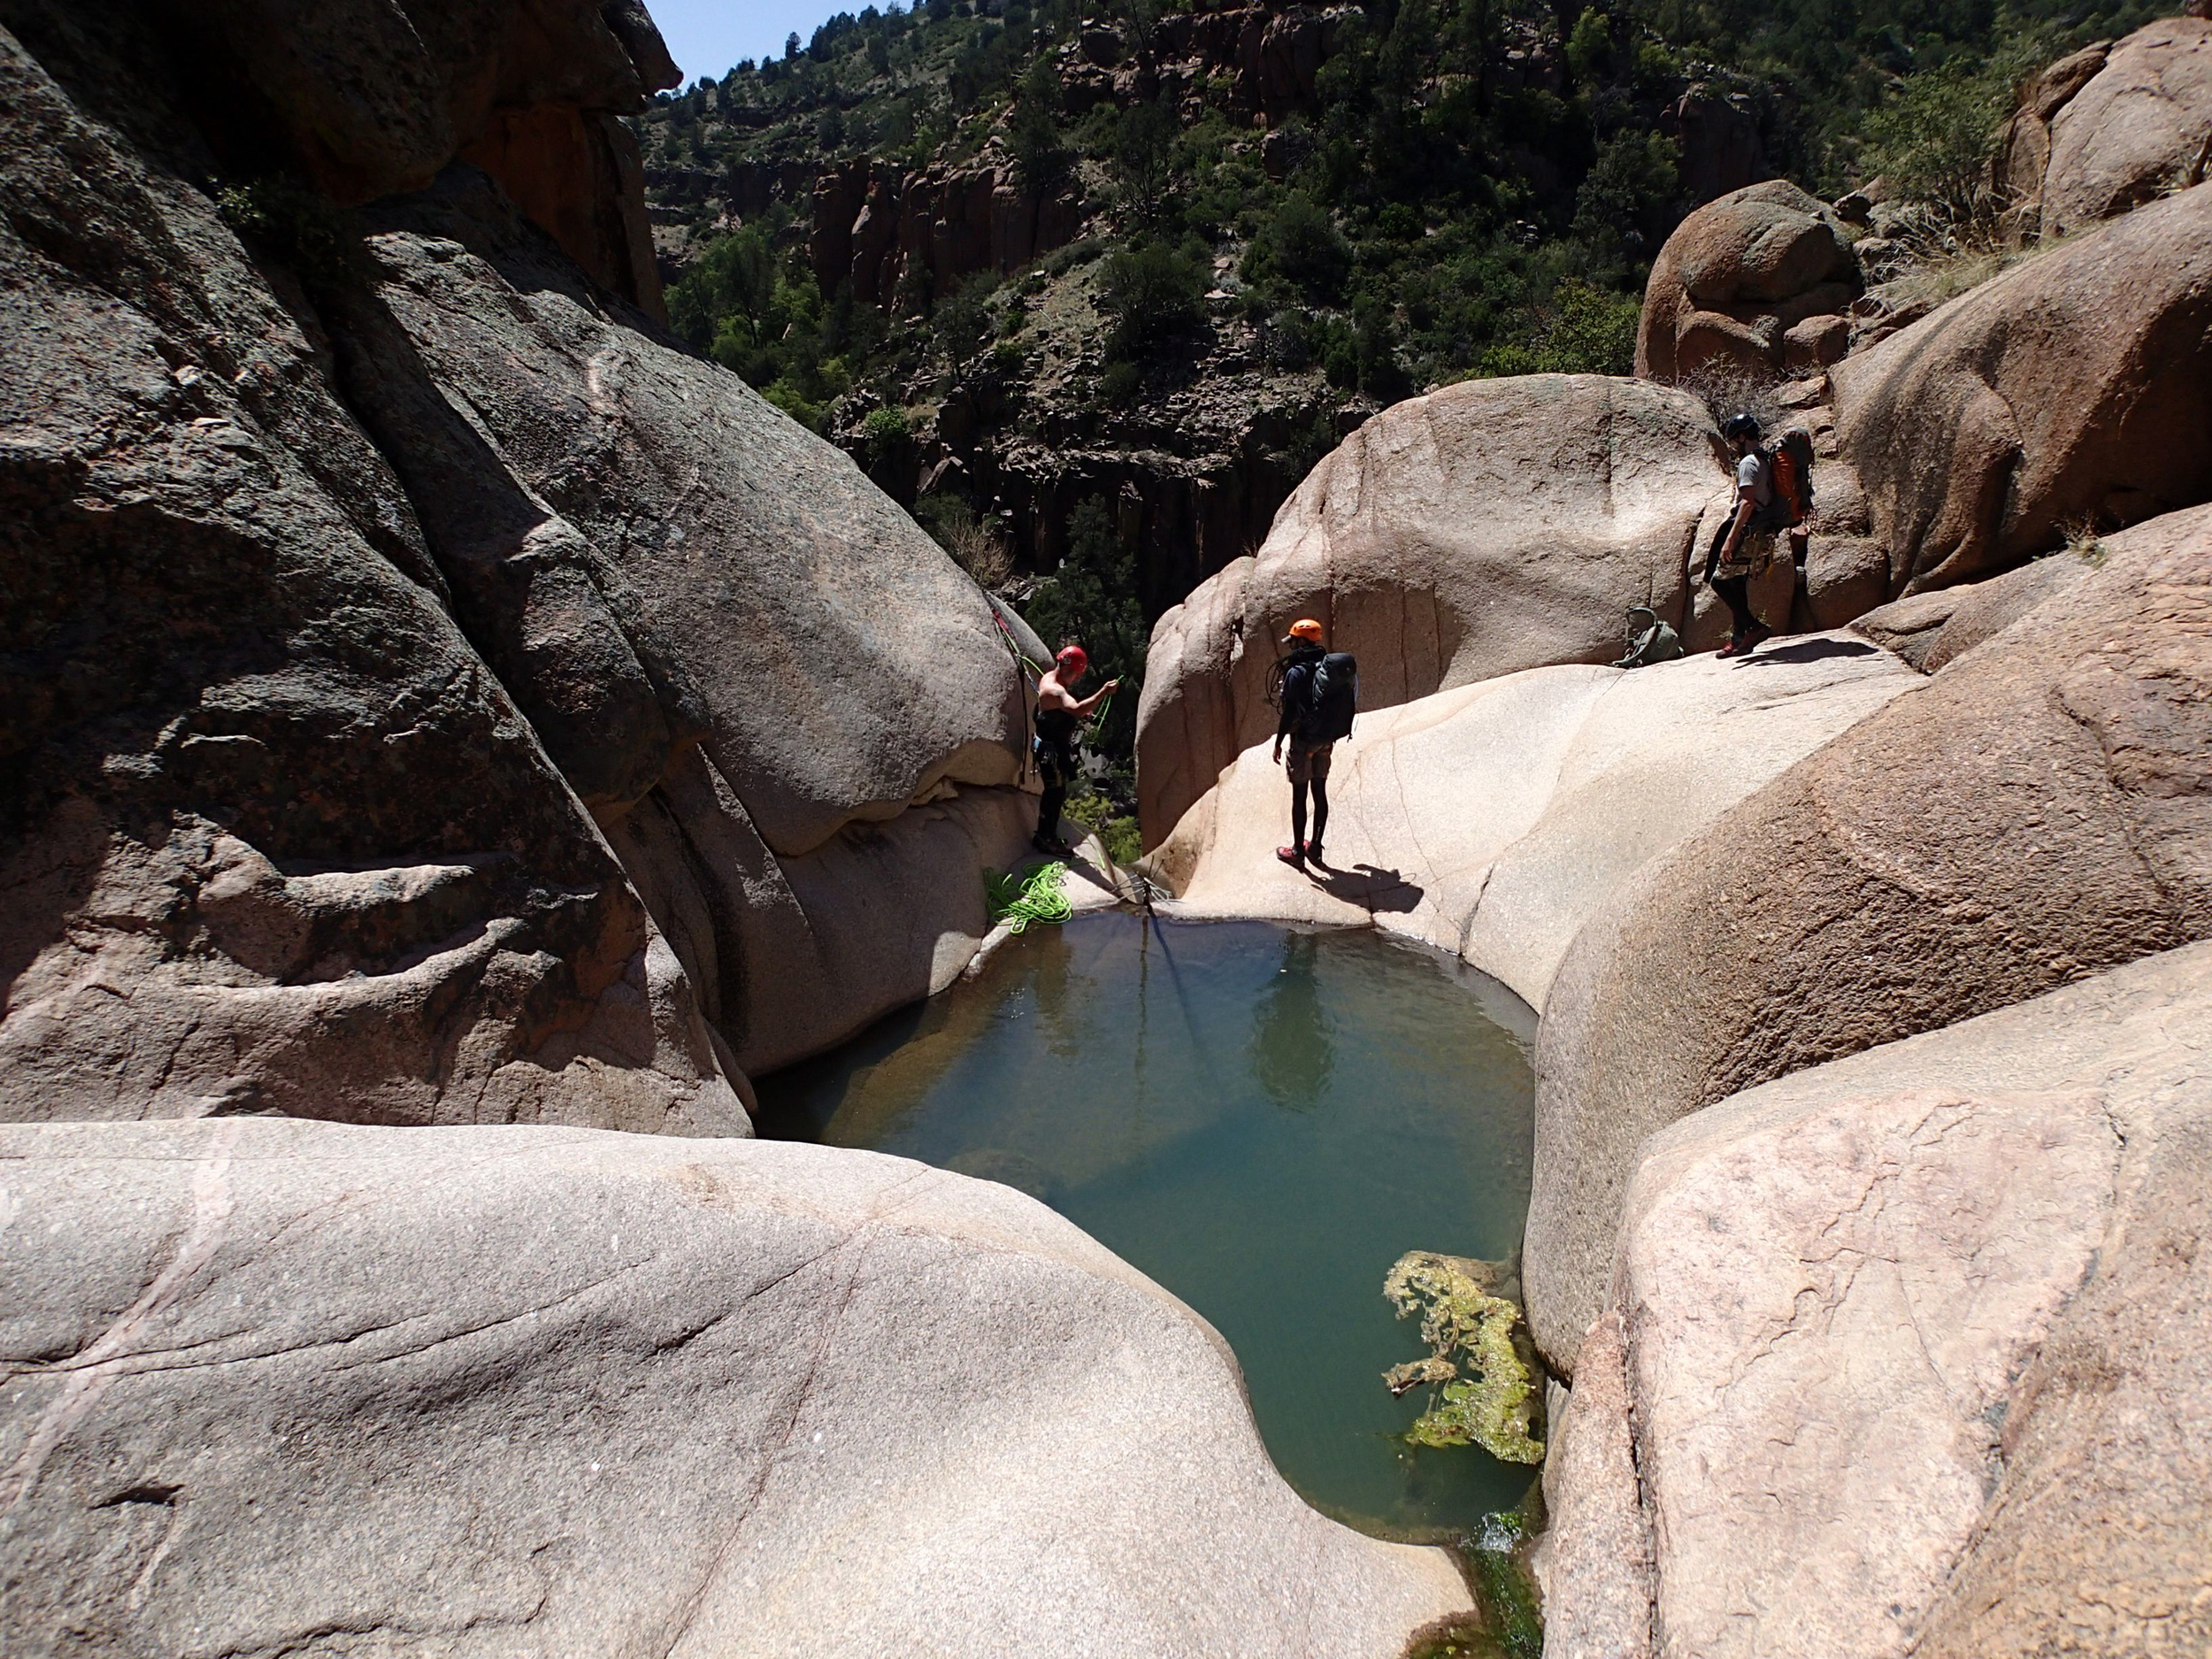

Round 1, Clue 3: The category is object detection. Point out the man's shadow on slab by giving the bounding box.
[1733,637,1879,667]
[1305,859,1425,915]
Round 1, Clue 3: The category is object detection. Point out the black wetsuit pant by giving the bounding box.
[1035,740,1074,841]
[1713,573,1757,637]
[1287,738,1333,856]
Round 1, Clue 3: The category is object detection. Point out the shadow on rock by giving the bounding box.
[1309,862,1426,915]
[1736,637,1880,667]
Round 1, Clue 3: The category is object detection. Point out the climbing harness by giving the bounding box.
[986,860,1073,933]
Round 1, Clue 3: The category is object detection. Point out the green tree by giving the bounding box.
[1571,132,1682,269]
[1112,97,1178,223]
[667,227,776,353]
[1244,192,1350,301]
[931,273,999,390]
[1099,238,1207,357]
[1010,58,1072,195]
[1861,39,2054,226]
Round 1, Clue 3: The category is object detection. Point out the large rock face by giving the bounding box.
[1633,180,1860,382]
[1994,18,2212,241]
[172,0,677,312]
[334,169,1037,1071]
[3,1,1041,1108]
[0,15,740,1133]
[1524,506,2212,1365]
[1541,940,2212,1659]
[1135,374,1724,842]
[1832,181,2212,593]
[1148,637,1916,1012]
[0,1118,1472,1657]
[344,170,1027,859]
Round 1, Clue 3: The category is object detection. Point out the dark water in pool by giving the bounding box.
[756,913,1540,1540]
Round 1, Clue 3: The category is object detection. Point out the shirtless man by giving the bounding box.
[1032,644,1119,856]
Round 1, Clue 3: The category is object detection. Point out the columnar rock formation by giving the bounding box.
[811,158,1086,309]
[1135,374,1726,842]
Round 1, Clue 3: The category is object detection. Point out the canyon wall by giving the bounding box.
[0,0,1044,1123]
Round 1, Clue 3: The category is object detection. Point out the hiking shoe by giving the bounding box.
[1743,622,1774,651]
[1276,845,1306,870]
[1305,841,1325,867]
[1032,833,1070,858]
[1717,634,1747,659]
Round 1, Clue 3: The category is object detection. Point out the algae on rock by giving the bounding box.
[1384,1252,1546,1464]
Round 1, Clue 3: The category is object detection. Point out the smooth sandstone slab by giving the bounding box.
[1832,180,2212,592]
[1541,940,2212,1659]
[1525,505,2212,1369]
[0,1118,1471,1658]
[1135,373,1724,842]
[1147,634,1916,1012]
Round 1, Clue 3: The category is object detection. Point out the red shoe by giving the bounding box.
[1276,845,1306,870]
[1717,634,1747,659]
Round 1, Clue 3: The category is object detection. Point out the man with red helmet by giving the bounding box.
[1032,643,1119,856]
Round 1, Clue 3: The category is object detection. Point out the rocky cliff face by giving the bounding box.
[0,0,1041,1122]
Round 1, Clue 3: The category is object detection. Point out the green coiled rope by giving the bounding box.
[987,860,1073,933]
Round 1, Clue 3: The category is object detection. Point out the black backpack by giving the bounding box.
[1303,651,1358,741]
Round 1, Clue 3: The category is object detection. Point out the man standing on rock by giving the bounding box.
[1271,618,1349,871]
[1707,412,1790,658]
[1033,643,1118,856]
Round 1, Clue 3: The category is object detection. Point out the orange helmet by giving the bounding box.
[1283,618,1325,644]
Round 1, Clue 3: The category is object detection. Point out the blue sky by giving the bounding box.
[649,0,853,83]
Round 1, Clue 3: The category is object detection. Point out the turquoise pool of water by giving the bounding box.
[756,913,1540,1540]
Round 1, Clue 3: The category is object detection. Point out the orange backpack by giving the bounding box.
[1769,428,1816,527]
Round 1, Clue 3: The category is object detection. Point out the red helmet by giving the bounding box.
[1055,644,1089,677]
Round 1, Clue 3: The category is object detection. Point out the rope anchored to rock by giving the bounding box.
[986,860,1073,933]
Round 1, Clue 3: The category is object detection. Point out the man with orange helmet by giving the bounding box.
[1271,617,1348,871]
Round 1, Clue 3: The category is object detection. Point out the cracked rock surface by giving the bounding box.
[1540,937,2212,1659]
[1832,182,2212,593]
[0,1118,1471,1658]
[1526,503,2212,1366]
[0,8,741,1134]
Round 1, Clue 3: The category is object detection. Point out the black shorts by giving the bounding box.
[1286,739,1334,786]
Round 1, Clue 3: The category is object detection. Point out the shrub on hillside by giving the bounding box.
[1099,238,1208,358]
[1861,32,2058,227]
[1241,191,1351,301]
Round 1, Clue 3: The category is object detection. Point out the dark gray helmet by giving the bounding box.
[1722,411,1763,442]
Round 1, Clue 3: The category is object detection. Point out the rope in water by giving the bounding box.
[987,859,1074,933]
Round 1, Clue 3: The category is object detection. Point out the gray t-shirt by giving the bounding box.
[1736,450,1772,507]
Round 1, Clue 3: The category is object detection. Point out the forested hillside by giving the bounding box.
[629,0,2156,805]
